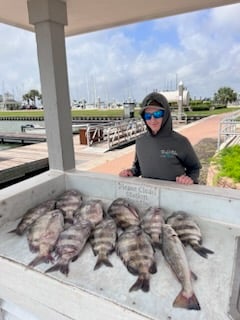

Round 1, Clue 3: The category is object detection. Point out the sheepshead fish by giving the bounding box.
[9,199,56,235]
[116,225,157,292]
[56,189,83,224]
[74,199,104,228]
[140,206,166,249]
[166,211,214,258]
[162,224,200,310]
[90,216,117,270]
[45,219,91,275]
[27,209,64,267]
[108,198,140,230]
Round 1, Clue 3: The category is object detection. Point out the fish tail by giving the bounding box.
[28,254,53,268]
[94,255,113,270]
[129,275,150,292]
[192,245,214,258]
[45,261,69,275]
[173,290,201,310]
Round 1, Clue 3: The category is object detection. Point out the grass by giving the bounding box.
[0,106,239,118]
[212,145,240,183]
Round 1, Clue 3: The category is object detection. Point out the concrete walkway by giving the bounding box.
[87,114,226,175]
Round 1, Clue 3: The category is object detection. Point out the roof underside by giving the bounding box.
[0,0,239,36]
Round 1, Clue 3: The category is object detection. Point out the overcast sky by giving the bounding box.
[0,3,239,104]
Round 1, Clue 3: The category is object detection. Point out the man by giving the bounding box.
[119,92,201,184]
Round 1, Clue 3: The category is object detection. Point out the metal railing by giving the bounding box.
[217,111,240,150]
[83,119,146,149]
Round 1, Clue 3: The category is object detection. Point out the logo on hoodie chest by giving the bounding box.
[159,149,177,158]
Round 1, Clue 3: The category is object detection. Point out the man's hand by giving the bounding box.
[119,169,134,177]
[176,175,194,185]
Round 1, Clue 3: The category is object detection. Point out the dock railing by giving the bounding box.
[83,119,146,149]
[217,110,240,150]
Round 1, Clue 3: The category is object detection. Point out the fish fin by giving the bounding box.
[45,262,69,275]
[8,228,22,235]
[129,277,149,292]
[173,290,201,310]
[192,245,214,258]
[94,256,113,270]
[28,254,53,268]
[149,261,157,274]
[191,271,198,281]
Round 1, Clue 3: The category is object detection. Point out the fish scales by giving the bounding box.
[45,219,91,275]
[9,199,56,235]
[108,198,140,230]
[90,216,117,270]
[166,211,214,258]
[27,209,64,267]
[161,223,201,310]
[116,226,157,292]
[75,199,104,228]
[140,206,166,249]
[56,189,83,224]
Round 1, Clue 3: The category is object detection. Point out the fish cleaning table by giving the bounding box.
[0,170,240,320]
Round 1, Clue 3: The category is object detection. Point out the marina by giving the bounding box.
[0,1,240,320]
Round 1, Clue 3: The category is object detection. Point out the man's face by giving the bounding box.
[144,106,164,134]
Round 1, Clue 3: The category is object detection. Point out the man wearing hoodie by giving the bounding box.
[119,92,201,184]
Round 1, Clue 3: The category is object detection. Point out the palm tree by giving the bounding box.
[214,87,237,104]
[22,89,42,106]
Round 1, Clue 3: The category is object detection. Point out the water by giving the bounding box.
[0,120,45,151]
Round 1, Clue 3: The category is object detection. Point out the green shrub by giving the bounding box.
[213,145,240,182]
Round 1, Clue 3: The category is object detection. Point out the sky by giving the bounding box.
[0,3,240,105]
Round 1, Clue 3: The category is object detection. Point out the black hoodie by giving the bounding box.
[131,92,201,183]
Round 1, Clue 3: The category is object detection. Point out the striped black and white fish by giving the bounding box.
[140,206,166,249]
[27,209,64,267]
[166,210,214,258]
[90,216,117,270]
[74,199,104,229]
[45,219,92,275]
[116,225,157,292]
[56,189,83,225]
[108,198,140,230]
[9,199,56,235]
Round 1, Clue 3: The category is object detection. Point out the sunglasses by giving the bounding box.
[143,110,164,120]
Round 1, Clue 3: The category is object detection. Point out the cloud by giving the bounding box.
[0,2,240,104]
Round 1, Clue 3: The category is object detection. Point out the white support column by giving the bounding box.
[27,0,75,171]
[178,80,183,122]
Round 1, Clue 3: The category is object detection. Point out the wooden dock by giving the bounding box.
[0,134,133,189]
[0,132,46,144]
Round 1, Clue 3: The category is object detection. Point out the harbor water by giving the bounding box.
[0,120,44,150]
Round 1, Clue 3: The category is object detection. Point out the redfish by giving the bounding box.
[162,224,200,310]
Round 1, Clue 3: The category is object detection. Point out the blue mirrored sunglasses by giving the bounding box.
[143,110,164,120]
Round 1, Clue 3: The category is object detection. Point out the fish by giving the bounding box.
[116,225,157,292]
[74,199,104,229]
[56,189,83,225]
[9,199,56,235]
[107,198,140,230]
[90,216,117,270]
[27,209,64,267]
[140,206,166,249]
[166,211,214,258]
[161,223,201,310]
[45,219,92,275]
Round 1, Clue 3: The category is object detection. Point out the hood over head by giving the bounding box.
[140,92,172,135]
